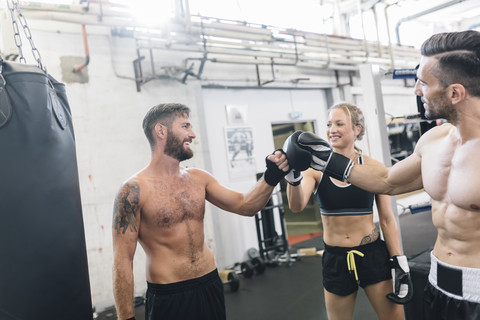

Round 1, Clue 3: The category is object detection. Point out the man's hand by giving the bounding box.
[263,149,290,186]
[387,255,414,304]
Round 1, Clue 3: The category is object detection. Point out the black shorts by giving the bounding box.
[322,238,391,296]
[145,269,226,320]
[423,282,480,320]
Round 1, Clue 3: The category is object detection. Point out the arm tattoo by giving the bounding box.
[113,181,140,234]
[359,228,379,245]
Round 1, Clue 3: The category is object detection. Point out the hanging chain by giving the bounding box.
[6,0,45,71]
[6,0,25,64]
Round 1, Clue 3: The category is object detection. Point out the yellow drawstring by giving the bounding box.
[346,250,365,282]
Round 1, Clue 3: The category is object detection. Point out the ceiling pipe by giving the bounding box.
[395,0,466,44]
[18,3,420,73]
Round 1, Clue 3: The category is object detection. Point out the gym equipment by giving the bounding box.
[246,248,266,274]
[255,174,297,267]
[409,201,432,214]
[297,247,324,257]
[218,270,240,292]
[228,261,255,278]
[0,2,92,319]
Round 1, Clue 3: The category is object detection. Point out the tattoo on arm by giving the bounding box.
[359,228,379,245]
[113,181,140,234]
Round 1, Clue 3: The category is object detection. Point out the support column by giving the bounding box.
[359,64,403,252]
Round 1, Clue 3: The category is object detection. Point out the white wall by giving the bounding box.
[1,17,419,312]
[201,88,328,268]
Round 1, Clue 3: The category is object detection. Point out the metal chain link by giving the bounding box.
[7,0,45,71]
[6,0,25,64]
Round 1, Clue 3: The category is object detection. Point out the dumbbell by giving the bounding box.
[231,261,255,278]
[246,248,266,274]
[250,256,266,275]
[218,269,240,292]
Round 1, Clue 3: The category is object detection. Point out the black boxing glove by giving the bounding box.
[283,131,310,186]
[283,131,312,172]
[263,149,288,186]
[297,131,354,181]
[284,169,302,186]
[386,255,414,304]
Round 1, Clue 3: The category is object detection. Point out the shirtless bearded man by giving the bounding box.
[112,103,289,320]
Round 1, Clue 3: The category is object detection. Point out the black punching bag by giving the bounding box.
[0,59,93,319]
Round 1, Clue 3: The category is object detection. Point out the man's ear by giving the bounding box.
[155,123,166,138]
[449,83,466,104]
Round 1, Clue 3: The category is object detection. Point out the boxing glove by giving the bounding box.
[386,255,414,304]
[284,169,302,186]
[297,131,354,181]
[283,131,312,172]
[263,149,289,186]
[283,131,310,186]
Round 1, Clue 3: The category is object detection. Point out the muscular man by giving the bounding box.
[112,103,289,320]
[289,30,480,319]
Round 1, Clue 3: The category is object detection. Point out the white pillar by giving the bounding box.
[359,64,404,253]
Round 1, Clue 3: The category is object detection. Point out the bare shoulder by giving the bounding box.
[304,167,322,181]
[413,123,453,155]
[113,177,141,234]
[417,123,453,144]
[184,167,216,183]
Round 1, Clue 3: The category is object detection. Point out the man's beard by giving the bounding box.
[423,89,458,123]
[164,131,194,161]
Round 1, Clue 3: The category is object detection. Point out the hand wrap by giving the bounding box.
[263,149,288,186]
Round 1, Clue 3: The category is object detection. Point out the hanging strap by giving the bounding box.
[6,0,46,72]
[346,250,365,282]
[0,59,13,129]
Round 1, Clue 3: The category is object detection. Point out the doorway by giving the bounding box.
[271,122,322,237]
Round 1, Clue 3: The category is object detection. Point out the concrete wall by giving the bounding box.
[0,17,420,312]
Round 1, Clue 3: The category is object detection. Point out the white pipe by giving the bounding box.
[395,0,466,44]
[19,6,420,71]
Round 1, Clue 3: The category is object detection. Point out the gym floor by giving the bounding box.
[98,210,436,320]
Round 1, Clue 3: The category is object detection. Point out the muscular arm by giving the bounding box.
[376,194,402,257]
[112,180,141,320]
[348,152,423,195]
[205,151,289,216]
[286,168,319,213]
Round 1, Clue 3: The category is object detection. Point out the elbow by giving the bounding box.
[289,204,304,213]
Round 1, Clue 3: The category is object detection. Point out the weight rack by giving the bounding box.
[254,186,296,266]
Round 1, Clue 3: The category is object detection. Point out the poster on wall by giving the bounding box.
[225,126,257,180]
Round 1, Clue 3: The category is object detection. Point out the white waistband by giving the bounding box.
[429,252,480,303]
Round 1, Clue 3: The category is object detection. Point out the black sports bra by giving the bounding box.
[314,155,374,216]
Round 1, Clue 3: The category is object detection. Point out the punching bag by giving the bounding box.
[0,57,93,319]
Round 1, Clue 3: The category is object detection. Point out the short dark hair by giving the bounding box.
[142,103,190,149]
[421,30,480,97]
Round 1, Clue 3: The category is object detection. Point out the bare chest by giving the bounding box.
[143,178,206,229]
[422,139,480,210]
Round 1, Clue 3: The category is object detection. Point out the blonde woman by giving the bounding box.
[286,103,405,320]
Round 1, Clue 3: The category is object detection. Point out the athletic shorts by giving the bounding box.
[322,237,392,296]
[145,269,226,320]
[423,252,480,320]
